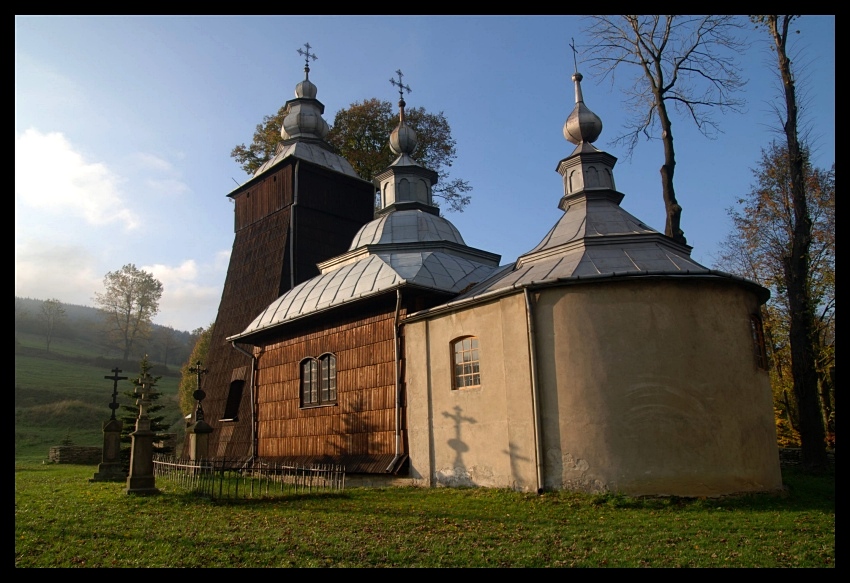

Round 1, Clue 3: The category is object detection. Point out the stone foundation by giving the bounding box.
[48,446,102,465]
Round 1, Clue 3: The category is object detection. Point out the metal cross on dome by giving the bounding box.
[390,69,412,101]
[297,42,317,77]
[569,37,579,72]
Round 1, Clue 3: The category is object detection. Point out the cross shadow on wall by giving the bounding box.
[442,405,476,471]
[503,441,531,488]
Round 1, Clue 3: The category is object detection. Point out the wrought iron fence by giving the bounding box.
[153,455,345,500]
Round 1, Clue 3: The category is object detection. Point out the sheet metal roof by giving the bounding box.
[232,248,498,339]
[448,190,711,303]
[253,141,362,180]
[228,208,501,341]
[349,209,465,248]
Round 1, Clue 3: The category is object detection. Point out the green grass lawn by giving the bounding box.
[14,461,834,568]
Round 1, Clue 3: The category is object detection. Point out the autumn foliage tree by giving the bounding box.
[231,98,471,212]
[717,142,834,451]
[747,15,831,471]
[582,15,748,245]
[178,323,214,417]
[93,264,163,361]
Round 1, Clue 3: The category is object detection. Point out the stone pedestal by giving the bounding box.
[125,414,159,495]
[187,420,214,461]
[91,418,126,482]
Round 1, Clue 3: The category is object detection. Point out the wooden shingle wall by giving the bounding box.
[255,298,406,460]
[196,159,375,461]
[202,206,293,459]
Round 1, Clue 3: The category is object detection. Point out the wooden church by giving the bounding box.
[195,48,783,497]
[197,48,376,459]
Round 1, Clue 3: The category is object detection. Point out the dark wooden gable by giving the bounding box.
[198,158,375,461]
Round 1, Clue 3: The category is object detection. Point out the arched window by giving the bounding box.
[300,358,318,406]
[301,354,337,407]
[320,353,337,403]
[451,336,481,390]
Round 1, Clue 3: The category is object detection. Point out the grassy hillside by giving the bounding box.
[15,331,185,461]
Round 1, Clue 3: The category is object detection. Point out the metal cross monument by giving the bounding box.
[188,360,209,422]
[104,367,127,420]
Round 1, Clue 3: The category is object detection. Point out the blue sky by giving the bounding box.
[15,15,835,332]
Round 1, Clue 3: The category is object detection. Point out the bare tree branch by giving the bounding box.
[582,15,749,245]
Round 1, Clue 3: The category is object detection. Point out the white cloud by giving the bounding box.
[15,128,138,229]
[144,177,191,196]
[14,239,103,307]
[145,259,199,285]
[130,152,176,172]
[144,259,223,332]
[214,249,231,271]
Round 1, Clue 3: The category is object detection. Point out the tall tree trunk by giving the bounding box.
[769,15,827,472]
[817,366,834,446]
[657,99,686,245]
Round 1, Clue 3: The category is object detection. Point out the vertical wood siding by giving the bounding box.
[197,159,375,460]
[255,299,407,460]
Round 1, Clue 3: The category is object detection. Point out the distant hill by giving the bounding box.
[15,296,197,460]
[15,296,198,367]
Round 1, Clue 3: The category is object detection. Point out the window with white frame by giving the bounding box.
[452,336,481,389]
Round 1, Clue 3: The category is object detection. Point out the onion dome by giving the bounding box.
[563,72,603,144]
[295,75,318,100]
[280,44,329,141]
[374,70,438,215]
[390,95,418,156]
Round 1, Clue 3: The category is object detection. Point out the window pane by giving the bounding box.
[328,355,337,402]
[310,360,318,403]
[452,337,482,390]
[321,357,329,402]
[302,360,317,404]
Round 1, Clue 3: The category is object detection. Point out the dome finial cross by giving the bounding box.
[297,42,318,78]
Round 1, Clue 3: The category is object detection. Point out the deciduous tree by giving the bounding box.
[747,15,831,471]
[717,142,834,452]
[178,323,214,417]
[93,264,163,361]
[231,98,472,212]
[582,15,748,245]
[39,298,66,352]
